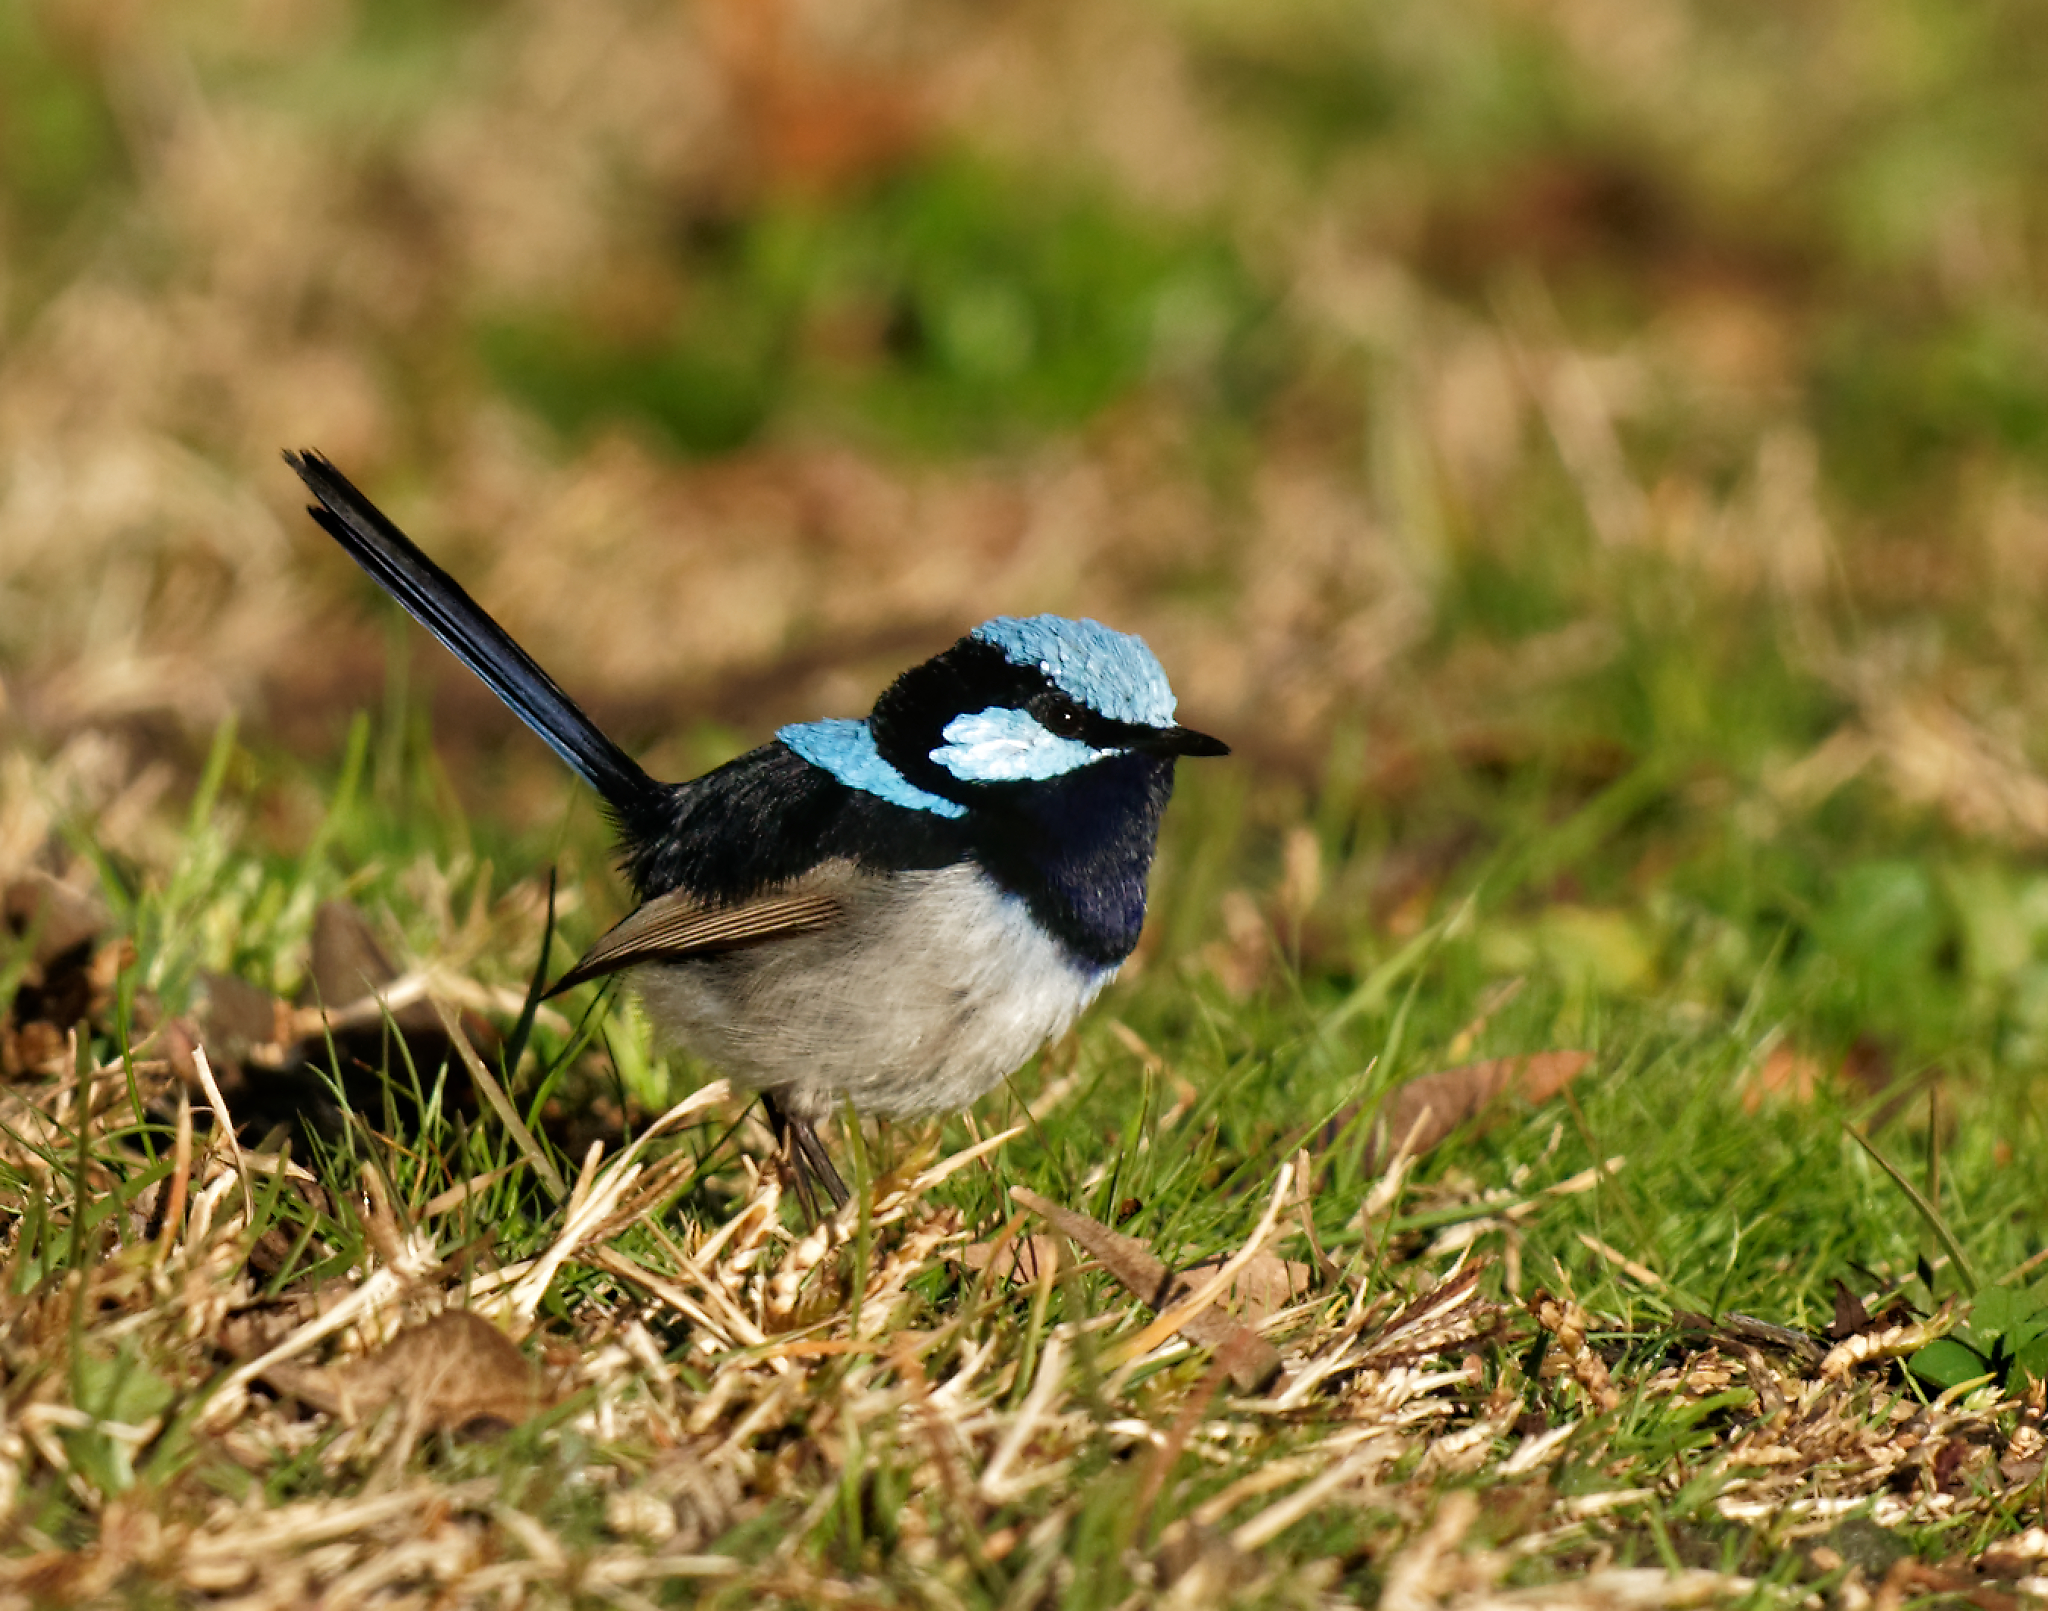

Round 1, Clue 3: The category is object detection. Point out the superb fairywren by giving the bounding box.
[287,451,1227,1206]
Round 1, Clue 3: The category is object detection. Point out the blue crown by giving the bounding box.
[970,616,1177,727]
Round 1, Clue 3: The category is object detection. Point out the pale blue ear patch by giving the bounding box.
[779,719,967,818]
[930,706,1117,783]
[971,615,1177,727]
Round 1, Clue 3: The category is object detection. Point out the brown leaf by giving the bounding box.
[959,1234,1062,1286]
[1008,1188,1283,1392]
[195,970,294,1062]
[306,900,391,1007]
[707,0,932,193]
[3,874,106,970]
[1174,1251,1313,1325]
[1341,1051,1594,1172]
[261,1310,548,1433]
[1829,1277,1870,1341]
[1819,1302,1954,1381]
[1878,1559,2020,1611]
[1743,1043,1828,1111]
[1673,1309,1826,1367]
[1841,1032,1895,1099]
[189,899,495,1136]
[2,875,111,1068]
[302,900,437,1037]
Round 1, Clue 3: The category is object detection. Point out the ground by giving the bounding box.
[5,0,2048,1604]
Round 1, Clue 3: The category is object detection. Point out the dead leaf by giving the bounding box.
[3,875,114,1074]
[1174,1251,1313,1325]
[1008,1188,1283,1392]
[195,970,294,1064]
[1338,1051,1593,1172]
[307,899,394,997]
[1841,1032,1895,1099]
[1876,1558,2020,1611]
[3,874,106,967]
[261,1310,549,1433]
[1743,1043,1828,1111]
[1672,1310,1826,1368]
[960,1234,1062,1286]
[1829,1278,1870,1340]
[707,0,933,193]
[190,899,494,1137]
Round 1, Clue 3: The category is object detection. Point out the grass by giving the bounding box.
[8,0,2048,1602]
[5,695,2048,1605]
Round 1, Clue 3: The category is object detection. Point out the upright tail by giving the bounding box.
[287,450,662,821]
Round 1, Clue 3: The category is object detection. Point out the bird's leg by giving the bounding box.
[760,1092,850,1216]
[790,1116,851,1212]
[758,1092,814,1219]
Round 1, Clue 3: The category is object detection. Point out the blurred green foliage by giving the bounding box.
[479,158,1278,454]
[0,8,126,257]
[1814,308,2048,505]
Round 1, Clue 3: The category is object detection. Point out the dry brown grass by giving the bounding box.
[1,997,2039,1608]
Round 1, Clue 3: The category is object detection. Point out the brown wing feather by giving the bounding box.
[546,885,843,997]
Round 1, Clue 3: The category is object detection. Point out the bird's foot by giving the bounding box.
[760,1094,850,1220]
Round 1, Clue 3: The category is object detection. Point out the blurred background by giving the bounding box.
[6,0,2048,1092]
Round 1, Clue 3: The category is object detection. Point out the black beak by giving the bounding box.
[1154,724,1230,758]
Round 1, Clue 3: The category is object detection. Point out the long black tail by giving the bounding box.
[287,450,662,820]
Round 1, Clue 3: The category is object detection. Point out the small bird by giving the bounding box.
[286,450,1227,1206]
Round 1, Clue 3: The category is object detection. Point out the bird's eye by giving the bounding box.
[1028,693,1089,738]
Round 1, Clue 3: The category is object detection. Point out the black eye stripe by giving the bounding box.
[1028,690,1158,749]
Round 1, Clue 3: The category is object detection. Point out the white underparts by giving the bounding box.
[629,861,1114,1121]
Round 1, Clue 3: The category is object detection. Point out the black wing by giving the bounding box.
[624,740,975,904]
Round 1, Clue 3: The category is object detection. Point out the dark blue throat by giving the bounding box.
[857,634,1181,963]
[968,751,1176,967]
